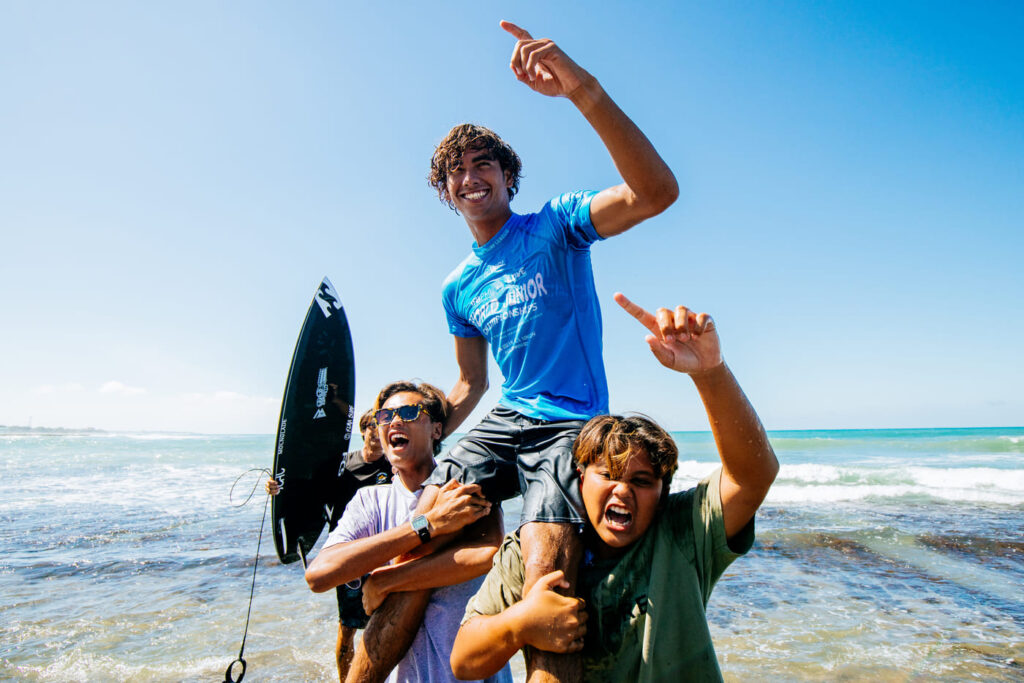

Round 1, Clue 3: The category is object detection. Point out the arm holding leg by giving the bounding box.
[361,506,504,614]
[451,570,587,680]
[305,480,491,593]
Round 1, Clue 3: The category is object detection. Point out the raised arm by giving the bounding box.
[446,334,489,437]
[500,21,678,238]
[305,480,492,592]
[614,293,778,539]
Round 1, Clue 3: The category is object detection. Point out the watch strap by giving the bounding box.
[411,514,431,543]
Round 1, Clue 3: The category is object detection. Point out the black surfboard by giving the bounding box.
[271,277,356,566]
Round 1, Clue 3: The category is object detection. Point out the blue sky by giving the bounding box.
[2,1,1021,433]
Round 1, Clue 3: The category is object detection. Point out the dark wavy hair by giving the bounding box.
[429,124,523,210]
[573,414,679,485]
[373,381,450,455]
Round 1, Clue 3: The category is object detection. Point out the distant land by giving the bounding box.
[0,425,106,434]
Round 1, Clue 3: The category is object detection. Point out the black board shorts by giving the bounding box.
[425,405,586,526]
[336,579,369,628]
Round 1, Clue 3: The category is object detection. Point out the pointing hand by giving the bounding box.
[500,20,591,98]
[614,292,723,374]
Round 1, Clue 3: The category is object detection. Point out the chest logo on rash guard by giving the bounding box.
[504,272,548,306]
[375,472,388,484]
[468,270,550,336]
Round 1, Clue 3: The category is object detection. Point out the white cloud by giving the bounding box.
[98,381,147,396]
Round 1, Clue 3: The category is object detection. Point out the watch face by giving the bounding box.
[411,515,430,541]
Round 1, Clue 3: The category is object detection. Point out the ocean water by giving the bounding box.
[1,427,1022,681]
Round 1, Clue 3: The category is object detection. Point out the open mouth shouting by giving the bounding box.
[581,452,664,555]
[373,391,442,477]
[604,503,634,531]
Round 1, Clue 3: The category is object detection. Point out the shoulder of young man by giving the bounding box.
[344,451,391,481]
[534,190,603,246]
[461,530,528,622]
[443,250,479,287]
[661,472,751,550]
[496,531,526,598]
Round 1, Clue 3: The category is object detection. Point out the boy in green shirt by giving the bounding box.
[450,293,779,681]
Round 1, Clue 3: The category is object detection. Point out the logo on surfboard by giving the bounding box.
[315,279,340,318]
[276,419,287,456]
[314,367,328,419]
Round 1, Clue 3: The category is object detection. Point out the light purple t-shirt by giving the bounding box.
[324,479,512,683]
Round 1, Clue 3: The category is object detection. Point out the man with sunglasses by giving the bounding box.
[411,21,678,681]
[305,381,511,683]
[265,409,392,680]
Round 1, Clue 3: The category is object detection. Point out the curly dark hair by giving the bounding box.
[373,380,450,455]
[429,124,523,210]
[573,414,679,486]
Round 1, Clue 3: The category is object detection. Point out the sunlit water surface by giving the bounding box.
[2,428,1021,681]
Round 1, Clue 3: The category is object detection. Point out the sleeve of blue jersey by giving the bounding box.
[442,274,481,338]
[548,190,603,249]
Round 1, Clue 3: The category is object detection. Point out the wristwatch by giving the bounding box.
[410,515,431,543]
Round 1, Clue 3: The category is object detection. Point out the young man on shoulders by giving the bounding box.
[414,21,678,681]
[450,294,779,681]
[304,381,510,683]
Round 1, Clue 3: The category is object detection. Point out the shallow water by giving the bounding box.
[2,427,1022,681]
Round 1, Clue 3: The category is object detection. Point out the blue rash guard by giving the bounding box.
[442,191,609,421]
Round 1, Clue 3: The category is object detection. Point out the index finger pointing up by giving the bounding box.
[614,292,658,335]
[500,20,533,41]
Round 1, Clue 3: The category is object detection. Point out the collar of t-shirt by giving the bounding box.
[471,213,520,258]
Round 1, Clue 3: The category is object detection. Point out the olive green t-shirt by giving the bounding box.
[462,469,754,682]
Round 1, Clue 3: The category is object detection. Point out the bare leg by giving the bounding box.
[336,624,356,682]
[344,589,430,683]
[519,521,583,683]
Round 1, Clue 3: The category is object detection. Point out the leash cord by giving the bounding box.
[224,468,273,682]
[229,467,272,507]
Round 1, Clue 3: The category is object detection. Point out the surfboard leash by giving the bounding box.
[224,468,273,683]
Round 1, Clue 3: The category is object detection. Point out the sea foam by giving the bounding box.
[671,460,1024,505]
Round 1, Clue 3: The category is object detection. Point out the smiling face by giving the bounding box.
[361,424,384,463]
[580,448,665,555]
[376,391,441,474]
[444,147,514,235]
